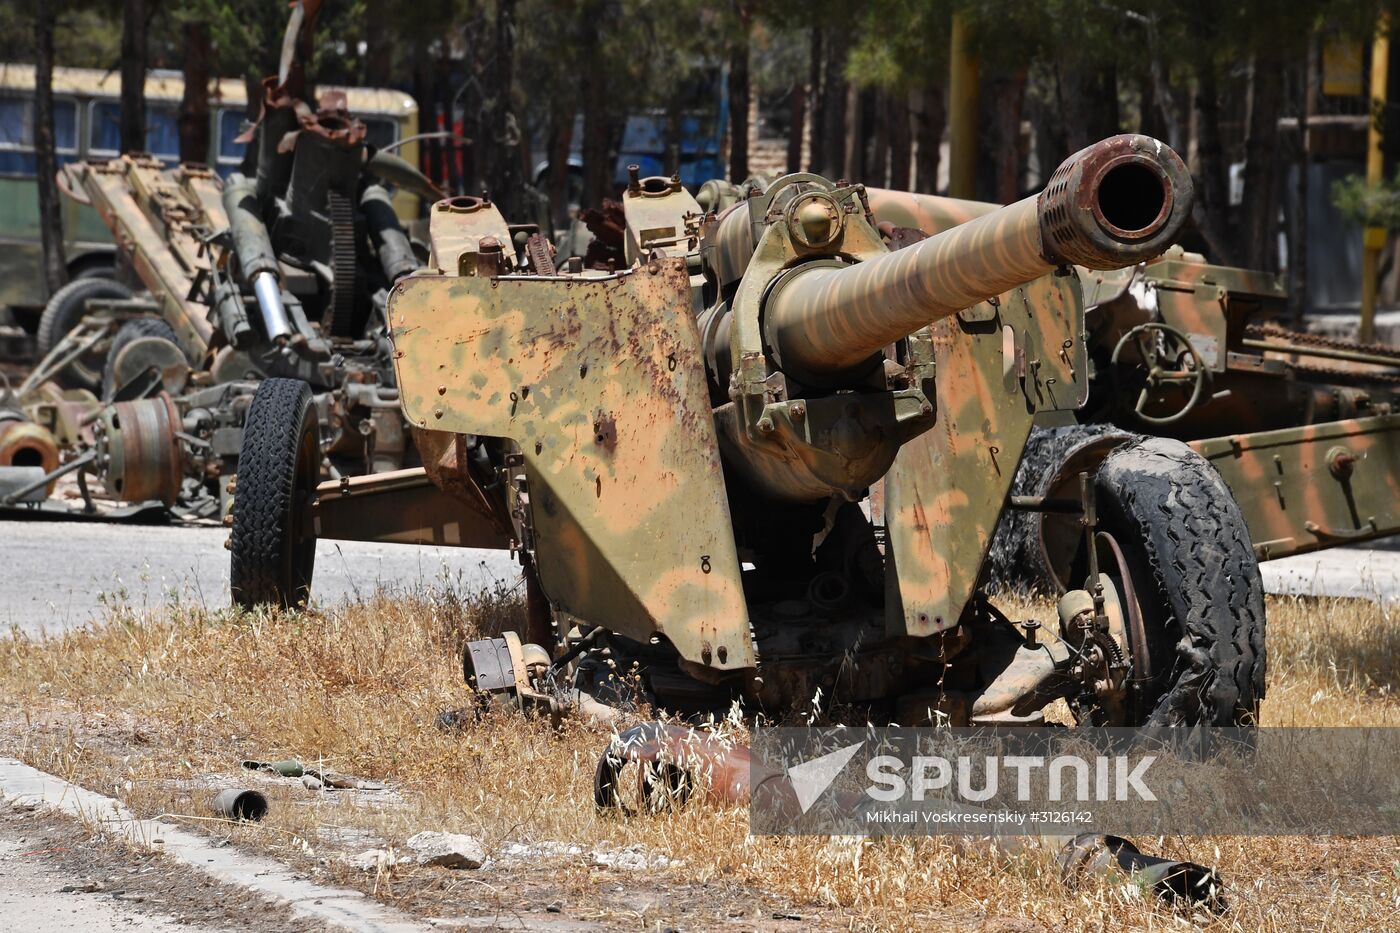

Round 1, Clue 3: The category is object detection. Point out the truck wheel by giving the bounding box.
[36,278,133,390]
[101,318,182,401]
[230,378,320,609]
[1088,437,1266,726]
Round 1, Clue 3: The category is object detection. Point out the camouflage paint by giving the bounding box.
[865,188,1000,236]
[1191,414,1400,559]
[713,179,939,500]
[886,272,1089,636]
[388,260,752,675]
[310,466,510,548]
[426,196,512,273]
[1144,253,1286,375]
[619,175,701,264]
[765,197,1049,374]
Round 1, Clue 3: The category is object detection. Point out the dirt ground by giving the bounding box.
[2,584,1398,931]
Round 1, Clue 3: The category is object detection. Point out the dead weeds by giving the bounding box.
[2,580,1399,931]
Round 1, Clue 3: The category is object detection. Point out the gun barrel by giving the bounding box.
[361,184,419,283]
[765,135,1193,378]
[222,173,292,343]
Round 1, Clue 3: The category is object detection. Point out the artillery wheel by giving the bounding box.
[984,424,1132,594]
[1074,437,1265,726]
[230,378,320,609]
[101,318,184,401]
[36,277,133,391]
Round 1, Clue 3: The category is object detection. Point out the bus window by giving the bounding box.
[89,101,180,160]
[0,96,77,175]
[361,117,397,151]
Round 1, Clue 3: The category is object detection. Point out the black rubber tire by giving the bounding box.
[1092,437,1266,726]
[984,423,1132,594]
[101,318,181,401]
[230,378,321,609]
[36,277,133,390]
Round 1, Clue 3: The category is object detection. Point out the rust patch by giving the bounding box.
[593,411,618,452]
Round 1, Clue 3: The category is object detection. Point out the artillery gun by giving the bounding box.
[231,134,1265,731]
[1071,253,1400,563]
[2,0,431,521]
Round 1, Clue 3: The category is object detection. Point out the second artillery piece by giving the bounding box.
[231,134,1265,731]
[2,0,433,520]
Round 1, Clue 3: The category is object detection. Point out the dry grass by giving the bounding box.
[2,583,1399,931]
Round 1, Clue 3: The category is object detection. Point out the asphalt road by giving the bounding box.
[1,518,1396,637]
[1259,534,1400,604]
[0,519,520,637]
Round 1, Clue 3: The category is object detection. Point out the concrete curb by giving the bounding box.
[0,756,430,933]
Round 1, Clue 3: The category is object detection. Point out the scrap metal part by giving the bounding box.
[93,395,184,507]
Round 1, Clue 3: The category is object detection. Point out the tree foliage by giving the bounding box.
[14,0,1400,272]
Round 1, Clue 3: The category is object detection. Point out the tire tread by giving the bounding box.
[229,378,318,608]
[1095,437,1266,725]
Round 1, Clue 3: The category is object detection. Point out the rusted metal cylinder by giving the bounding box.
[361,184,419,283]
[765,134,1193,377]
[0,418,61,494]
[96,395,183,506]
[210,788,268,822]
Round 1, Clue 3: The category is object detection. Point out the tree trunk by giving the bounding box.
[820,33,847,179]
[915,83,945,194]
[35,1,66,296]
[178,22,211,164]
[787,80,806,174]
[1192,61,1235,265]
[579,1,611,208]
[412,58,442,191]
[120,0,147,153]
[439,55,464,196]
[871,90,890,187]
[1058,60,1119,154]
[364,6,394,87]
[844,85,866,183]
[1294,37,1316,324]
[809,29,825,175]
[1240,52,1284,272]
[486,0,523,218]
[727,24,751,182]
[547,107,574,230]
[888,91,912,191]
[1136,13,1184,152]
[993,71,1026,202]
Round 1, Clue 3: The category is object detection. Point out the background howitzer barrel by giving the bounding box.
[211,278,254,349]
[764,135,1193,377]
[361,185,418,283]
[223,173,293,343]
